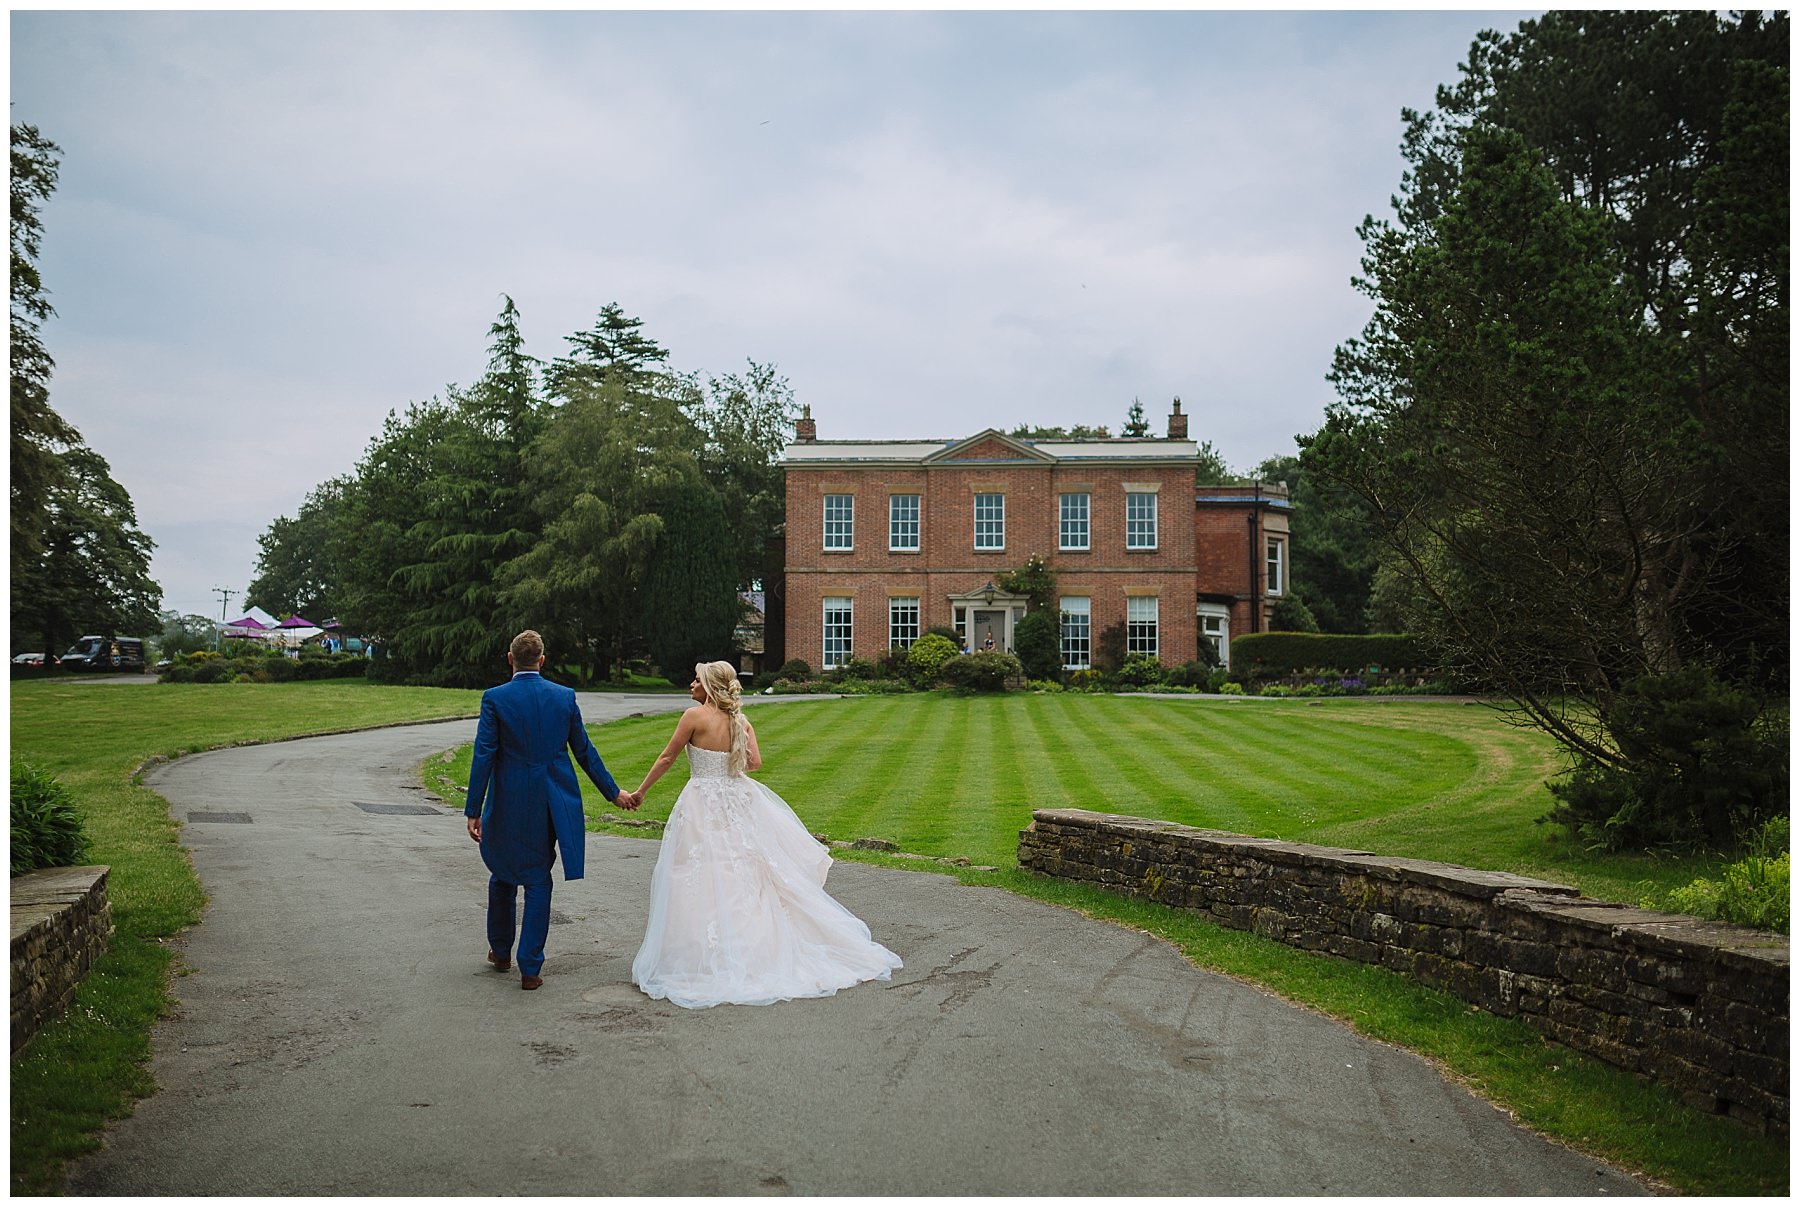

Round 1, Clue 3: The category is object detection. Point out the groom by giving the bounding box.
[465,629,639,990]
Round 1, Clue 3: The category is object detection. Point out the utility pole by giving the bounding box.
[212,586,235,650]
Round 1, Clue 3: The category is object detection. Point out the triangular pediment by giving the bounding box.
[924,429,1055,464]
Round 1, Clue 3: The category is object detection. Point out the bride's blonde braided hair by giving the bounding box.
[696,660,749,776]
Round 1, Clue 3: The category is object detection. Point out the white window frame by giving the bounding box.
[889,494,920,552]
[888,597,920,650]
[1126,491,1158,550]
[974,492,1005,550]
[1059,492,1090,551]
[1266,536,1285,596]
[1126,596,1159,659]
[1198,605,1231,668]
[823,494,854,551]
[1060,596,1091,670]
[822,597,853,668]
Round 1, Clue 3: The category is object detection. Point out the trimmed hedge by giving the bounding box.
[160,651,368,684]
[1231,632,1426,677]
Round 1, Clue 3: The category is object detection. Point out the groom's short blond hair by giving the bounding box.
[509,630,545,667]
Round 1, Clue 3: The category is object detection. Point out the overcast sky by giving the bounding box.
[12,8,1535,621]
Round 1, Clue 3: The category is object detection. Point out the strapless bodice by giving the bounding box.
[685,745,733,779]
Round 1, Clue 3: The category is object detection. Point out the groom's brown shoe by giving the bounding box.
[520,974,543,991]
[487,951,511,972]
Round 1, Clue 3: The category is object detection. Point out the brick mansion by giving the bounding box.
[775,400,1290,672]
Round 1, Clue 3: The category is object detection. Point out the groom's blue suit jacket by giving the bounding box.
[464,671,619,885]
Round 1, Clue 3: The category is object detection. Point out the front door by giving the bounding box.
[972,609,1008,653]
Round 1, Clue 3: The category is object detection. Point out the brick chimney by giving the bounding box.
[1167,396,1188,440]
[795,404,816,443]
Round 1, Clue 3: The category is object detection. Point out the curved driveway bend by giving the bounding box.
[68,693,1645,1196]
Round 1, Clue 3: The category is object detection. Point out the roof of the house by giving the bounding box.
[782,428,1199,466]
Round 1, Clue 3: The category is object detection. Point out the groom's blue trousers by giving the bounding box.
[488,874,552,977]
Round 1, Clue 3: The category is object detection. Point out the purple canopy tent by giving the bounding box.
[268,615,324,650]
[221,615,271,640]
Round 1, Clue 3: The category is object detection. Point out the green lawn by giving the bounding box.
[493,694,1725,905]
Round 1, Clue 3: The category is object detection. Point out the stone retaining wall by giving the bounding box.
[1018,810,1788,1133]
[11,865,113,1054]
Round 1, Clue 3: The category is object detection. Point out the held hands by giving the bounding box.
[614,789,643,811]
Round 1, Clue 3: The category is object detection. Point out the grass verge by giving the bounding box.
[451,694,1734,904]
[9,680,481,1193]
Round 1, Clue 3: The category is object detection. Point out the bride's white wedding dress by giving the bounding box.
[631,744,903,1009]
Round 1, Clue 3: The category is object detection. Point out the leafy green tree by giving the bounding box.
[1121,398,1150,437]
[11,124,81,585]
[156,610,218,659]
[327,400,452,672]
[1254,452,1381,634]
[1194,440,1237,487]
[247,477,348,620]
[1316,124,1670,752]
[638,474,742,683]
[1013,609,1061,680]
[1385,10,1788,694]
[500,370,706,683]
[12,445,161,656]
[387,301,546,684]
[1307,11,1788,847]
[683,360,797,594]
[544,301,671,398]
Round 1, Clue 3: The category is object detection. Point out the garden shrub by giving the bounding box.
[1012,609,1062,681]
[1542,667,1787,852]
[825,677,912,695]
[11,760,89,876]
[1026,678,1065,693]
[1065,668,1108,692]
[1216,680,1245,696]
[1266,594,1321,632]
[1094,622,1126,672]
[1114,653,1165,688]
[940,650,1022,692]
[905,633,960,685]
[191,659,235,684]
[828,655,877,682]
[1164,660,1212,688]
[159,664,198,683]
[257,656,300,683]
[924,625,961,644]
[1662,817,1790,932]
[874,647,911,681]
[776,658,813,681]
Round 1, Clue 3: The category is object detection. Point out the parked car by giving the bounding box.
[11,652,48,666]
[58,635,147,673]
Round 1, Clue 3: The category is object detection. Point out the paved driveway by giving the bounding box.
[67,694,1645,1195]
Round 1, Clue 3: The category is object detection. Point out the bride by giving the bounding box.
[628,661,902,1009]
